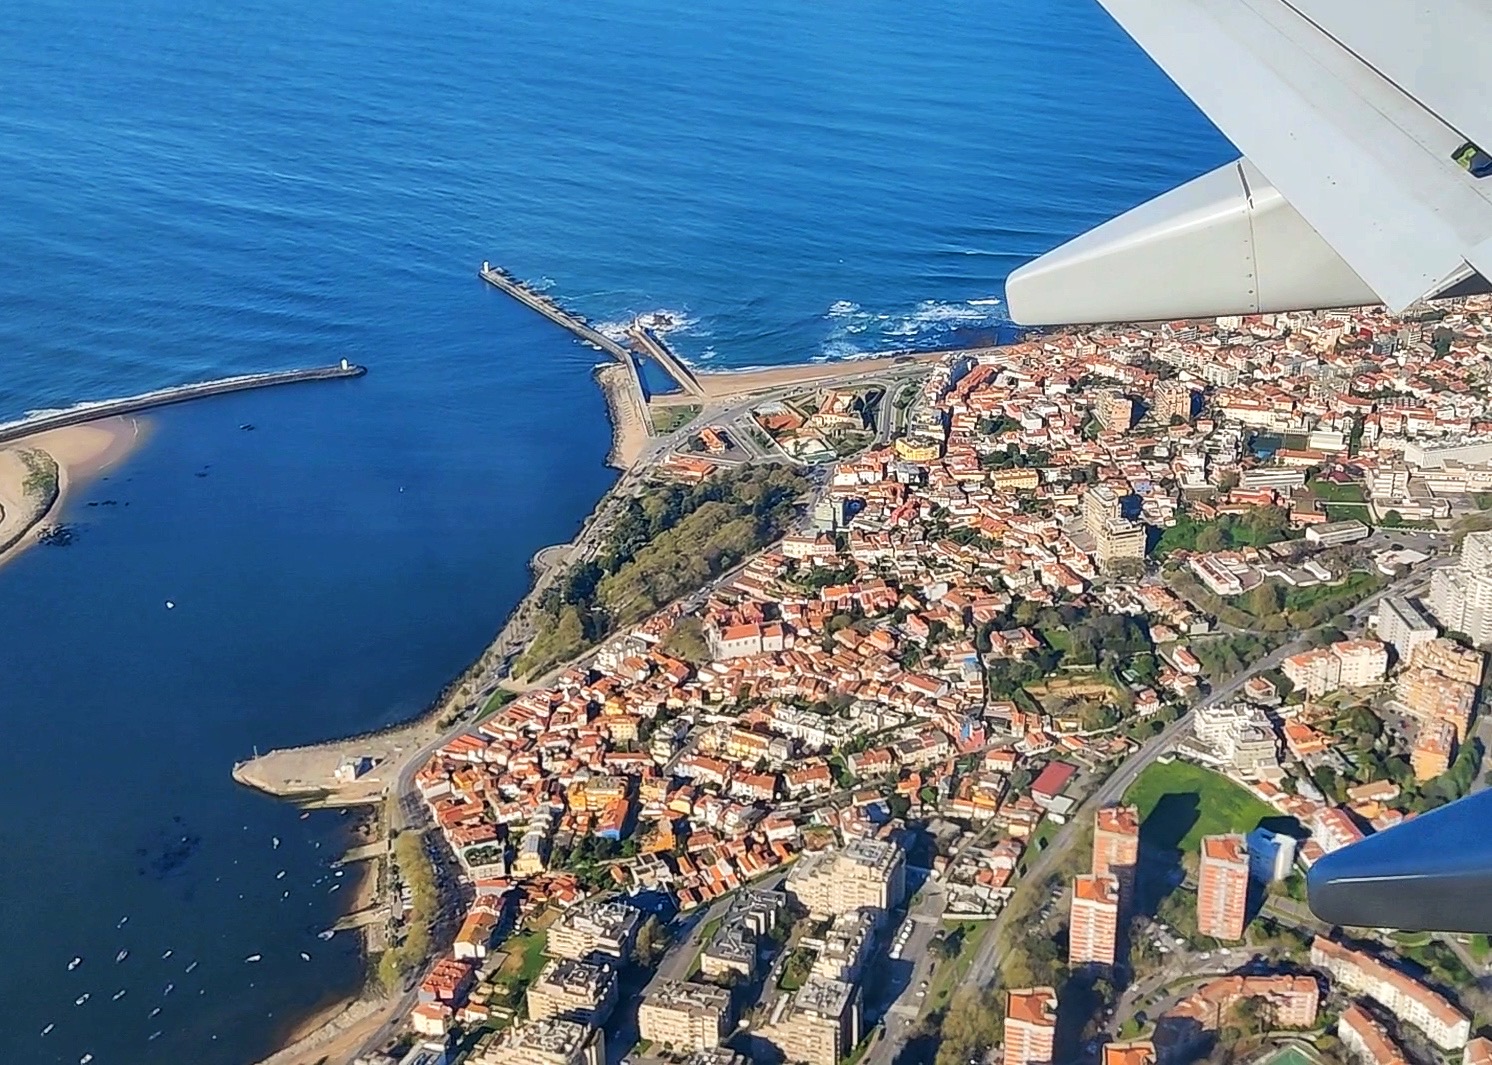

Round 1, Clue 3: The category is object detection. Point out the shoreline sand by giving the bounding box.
[594,362,650,469]
[0,415,150,570]
[653,348,956,405]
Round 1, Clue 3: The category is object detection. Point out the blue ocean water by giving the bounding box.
[0,0,1232,1061]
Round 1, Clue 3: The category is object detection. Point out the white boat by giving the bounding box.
[149,1031,162,1041]
[272,836,281,849]
[299,952,311,962]
[41,1024,54,1036]
[117,917,128,928]
[163,983,174,995]
[245,954,262,963]
[275,870,286,880]
[316,929,335,941]
[115,950,128,963]
[149,1007,161,1018]
[68,957,82,971]
[112,990,126,1001]
[81,1054,93,1064]
[329,884,341,893]
[184,961,198,973]
[74,994,89,1006]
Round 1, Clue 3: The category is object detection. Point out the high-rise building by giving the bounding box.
[1245,827,1297,883]
[525,958,619,1026]
[1373,596,1437,662]
[545,899,642,962]
[1005,987,1059,1065]
[638,980,733,1052]
[784,838,905,921]
[472,1019,606,1065]
[1412,719,1457,781]
[1083,484,1125,537]
[1095,391,1137,432]
[1095,517,1147,573]
[1430,531,1492,645]
[1395,668,1477,741]
[1069,875,1120,966]
[1197,834,1250,941]
[1409,637,1486,685]
[1154,380,1196,423]
[761,978,861,1065]
[1332,639,1390,687]
[1093,805,1141,909]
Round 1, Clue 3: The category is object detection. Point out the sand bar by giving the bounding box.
[652,348,962,406]
[0,415,149,570]
[595,362,650,469]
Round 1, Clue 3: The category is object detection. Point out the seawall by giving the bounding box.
[0,363,367,445]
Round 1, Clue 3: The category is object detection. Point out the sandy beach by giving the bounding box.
[652,348,958,406]
[0,415,149,570]
[595,362,650,469]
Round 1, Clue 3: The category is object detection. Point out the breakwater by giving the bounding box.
[0,362,366,445]
[478,261,703,397]
[627,324,703,396]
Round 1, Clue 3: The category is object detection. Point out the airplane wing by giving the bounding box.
[1006,0,1492,325]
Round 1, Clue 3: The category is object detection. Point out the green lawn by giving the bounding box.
[1262,1047,1320,1065]
[1282,570,1381,614]
[494,921,553,991]
[652,404,702,434]
[1123,761,1277,852]
[479,687,517,718]
[1307,478,1366,504]
[1322,502,1370,522]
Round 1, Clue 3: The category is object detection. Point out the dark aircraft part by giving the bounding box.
[1308,790,1492,933]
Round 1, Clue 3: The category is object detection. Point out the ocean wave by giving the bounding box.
[594,308,703,344]
[818,295,1009,360]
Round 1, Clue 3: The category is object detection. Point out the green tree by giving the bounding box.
[661,617,709,664]
[1196,525,1229,553]
[633,914,669,967]
[935,985,1005,1065]
[1246,582,1283,617]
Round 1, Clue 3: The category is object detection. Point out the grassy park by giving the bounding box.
[1123,760,1277,851]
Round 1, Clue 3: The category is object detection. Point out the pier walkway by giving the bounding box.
[627,325,704,396]
[479,262,634,362]
[478,262,703,398]
[0,362,366,445]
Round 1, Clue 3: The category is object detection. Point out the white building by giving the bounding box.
[1310,938,1471,1050]
[1431,532,1492,645]
[1373,596,1438,662]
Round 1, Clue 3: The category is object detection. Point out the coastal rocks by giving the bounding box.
[38,523,75,546]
